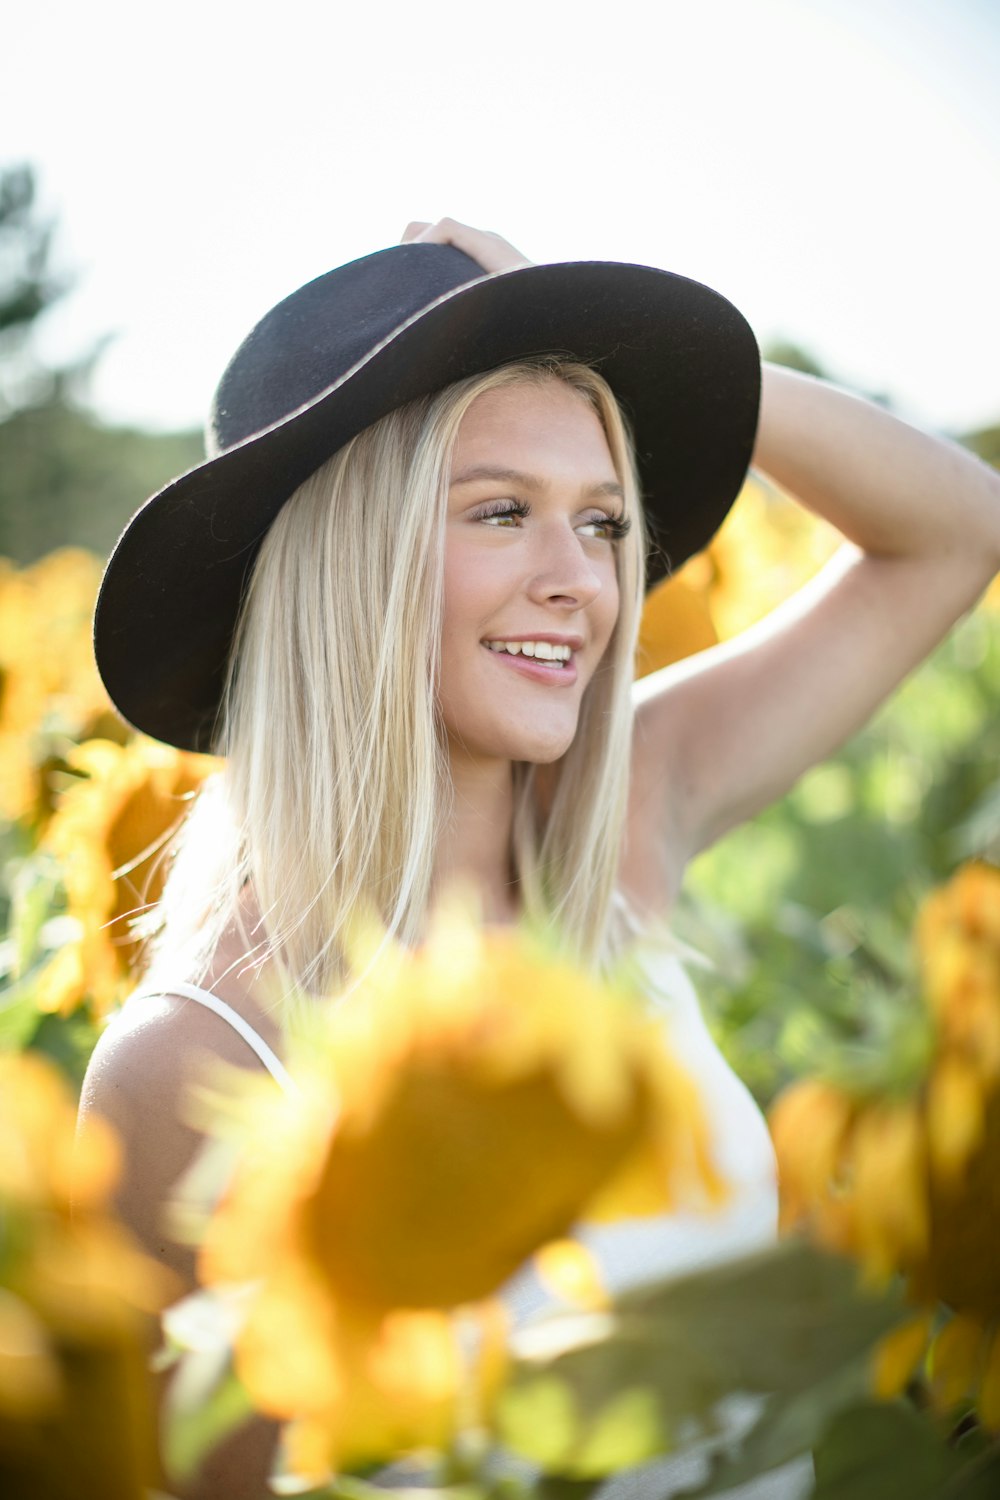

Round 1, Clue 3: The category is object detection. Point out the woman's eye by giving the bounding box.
[578,513,631,541]
[478,500,529,527]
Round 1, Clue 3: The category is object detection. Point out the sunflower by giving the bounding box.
[636,571,718,677]
[0,1051,170,1494]
[197,909,722,1480]
[0,549,121,827]
[769,861,1000,1429]
[635,475,840,681]
[39,737,217,1015]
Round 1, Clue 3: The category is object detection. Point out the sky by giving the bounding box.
[5,0,1000,437]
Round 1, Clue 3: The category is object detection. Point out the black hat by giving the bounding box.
[95,243,760,752]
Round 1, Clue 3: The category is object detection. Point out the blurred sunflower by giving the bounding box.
[0,1051,170,1495]
[770,861,1000,1430]
[635,476,839,679]
[197,910,722,1480]
[0,549,123,828]
[38,737,217,1016]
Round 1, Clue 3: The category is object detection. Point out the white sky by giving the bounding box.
[5,0,1000,435]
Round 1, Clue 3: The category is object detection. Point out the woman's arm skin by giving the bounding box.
[635,363,1000,876]
[79,1002,280,1500]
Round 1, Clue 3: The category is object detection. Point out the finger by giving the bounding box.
[410,218,532,273]
[400,221,432,243]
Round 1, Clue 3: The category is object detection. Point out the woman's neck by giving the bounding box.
[435,752,518,925]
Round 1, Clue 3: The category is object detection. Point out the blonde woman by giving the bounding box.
[81,220,1000,1497]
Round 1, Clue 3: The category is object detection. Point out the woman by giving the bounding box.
[80,219,1000,1496]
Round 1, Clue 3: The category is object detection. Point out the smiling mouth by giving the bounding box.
[482,640,573,668]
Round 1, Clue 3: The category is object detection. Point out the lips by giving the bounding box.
[481,641,579,686]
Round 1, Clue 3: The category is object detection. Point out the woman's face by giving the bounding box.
[440,379,624,770]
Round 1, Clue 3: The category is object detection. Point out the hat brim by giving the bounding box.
[95,260,759,752]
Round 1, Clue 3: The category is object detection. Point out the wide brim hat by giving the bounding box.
[95,243,760,753]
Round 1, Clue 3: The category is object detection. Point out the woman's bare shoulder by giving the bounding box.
[82,988,268,1120]
[79,990,271,1280]
[80,994,283,1496]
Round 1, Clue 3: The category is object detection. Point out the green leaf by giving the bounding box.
[9,852,63,977]
[161,1344,256,1484]
[949,778,1000,862]
[675,1359,869,1497]
[573,1386,667,1475]
[27,1007,99,1089]
[950,1444,1000,1499]
[501,1242,902,1479]
[0,975,41,1050]
[811,1400,960,1499]
[497,1374,583,1470]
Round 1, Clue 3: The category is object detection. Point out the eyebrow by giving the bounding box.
[450,464,625,501]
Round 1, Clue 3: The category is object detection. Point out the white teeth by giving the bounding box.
[483,640,573,664]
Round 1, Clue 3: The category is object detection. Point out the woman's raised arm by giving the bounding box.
[634,361,1000,871]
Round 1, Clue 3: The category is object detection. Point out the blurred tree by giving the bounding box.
[0,163,201,562]
[763,339,890,408]
[961,422,1000,468]
[0,166,64,333]
[0,162,77,416]
[761,339,830,380]
[0,404,202,561]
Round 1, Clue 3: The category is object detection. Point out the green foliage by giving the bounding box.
[499,1240,904,1491]
[0,164,66,342]
[0,396,202,562]
[676,609,1000,1107]
[0,161,81,420]
[810,1401,994,1499]
[961,423,1000,468]
[762,340,830,380]
[0,161,202,561]
[158,1290,257,1486]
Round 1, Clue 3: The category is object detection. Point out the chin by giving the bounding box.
[501,720,578,764]
[520,734,576,765]
[446,712,580,769]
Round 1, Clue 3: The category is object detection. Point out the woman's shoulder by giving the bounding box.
[79,974,283,1278]
[88,968,271,1076]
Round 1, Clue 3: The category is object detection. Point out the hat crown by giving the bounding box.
[207,244,487,456]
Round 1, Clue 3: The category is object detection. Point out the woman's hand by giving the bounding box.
[400,217,532,273]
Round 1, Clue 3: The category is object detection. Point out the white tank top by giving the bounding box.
[501,942,777,1320]
[128,980,299,1096]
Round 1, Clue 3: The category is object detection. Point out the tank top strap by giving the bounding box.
[129,982,299,1096]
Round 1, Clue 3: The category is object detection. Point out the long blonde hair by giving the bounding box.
[152,359,646,999]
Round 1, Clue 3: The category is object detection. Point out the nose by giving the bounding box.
[525,521,610,611]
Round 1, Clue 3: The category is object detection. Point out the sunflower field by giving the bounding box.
[3,475,1000,1498]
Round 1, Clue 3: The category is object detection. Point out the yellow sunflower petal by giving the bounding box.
[0,1288,62,1419]
[851,1103,928,1279]
[926,1056,985,1186]
[769,1078,854,1242]
[928,1314,986,1412]
[535,1239,610,1312]
[976,1326,1000,1431]
[635,571,717,677]
[872,1310,933,1400]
